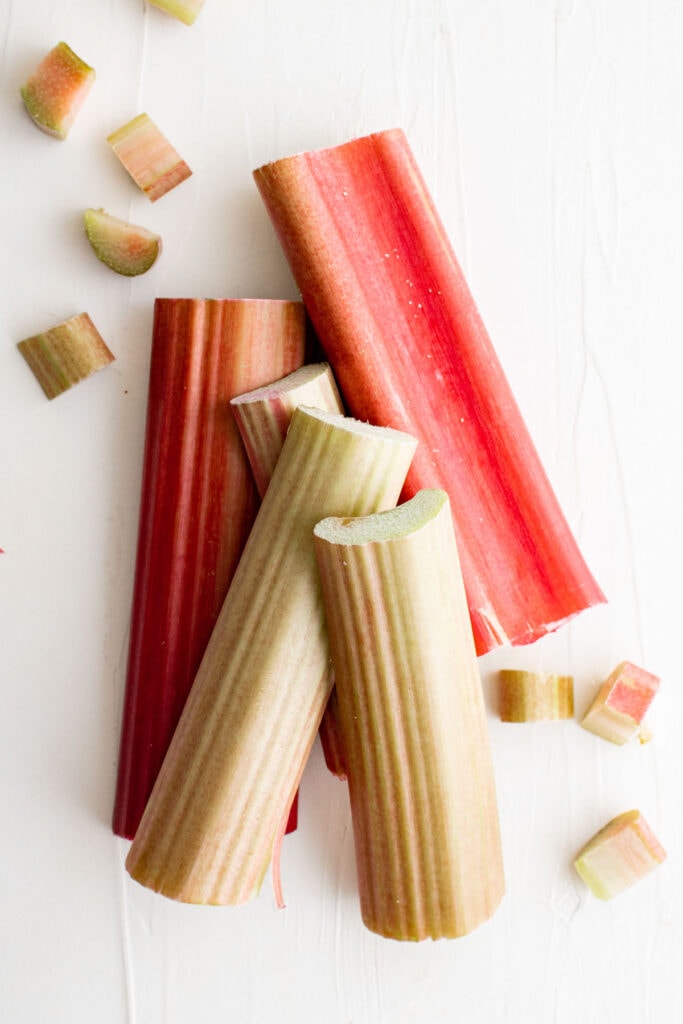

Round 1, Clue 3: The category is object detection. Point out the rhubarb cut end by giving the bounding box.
[148,0,206,24]
[574,810,666,900]
[315,488,448,546]
[84,208,161,276]
[21,42,95,139]
[17,312,114,399]
[580,661,660,745]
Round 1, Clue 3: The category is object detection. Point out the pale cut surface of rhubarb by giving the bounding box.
[84,208,161,276]
[107,113,192,202]
[17,312,114,399]
[113,299,305,841]
[498,670,574,722]
[314,490,505,941]
[580,661,660,745]
[254,129,606,656]
[148,0,205,24]
[574,810,666,900]
[125,407,417,905]
[20,42,95,139]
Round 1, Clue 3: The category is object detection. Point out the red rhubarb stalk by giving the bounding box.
[113,298,306,840]
[254,129,606,655]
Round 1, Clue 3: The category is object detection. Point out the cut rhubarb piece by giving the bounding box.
[314,490,504,940]
[580,661,660,745]
[84,208,161,276]
[254,129,606,656]
[20,41,95,140]
[148,0,206,25]
[498,670,574,722]
[107,114,192,202]
[113,299,305,841]
[125,407,417,905]
[17,312,114,399]
[574,810,666,900]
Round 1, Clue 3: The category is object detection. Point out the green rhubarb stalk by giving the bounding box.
[107,113,191,202]
[314,490,505,940]
[574,810,666,900]
[498,670,574,722]
[126,407,417,905]
[17,312,114,399]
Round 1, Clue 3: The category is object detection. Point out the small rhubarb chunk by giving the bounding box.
[499,670,574,722]
[107,114,192,202]
[580,661,660,745]
[18,312,114,399]
[20,42,95,139]
[574,810,666,900]
[148,0,206,25]
[83,208,161,276]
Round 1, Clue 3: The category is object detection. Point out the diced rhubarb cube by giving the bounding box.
[574,810,666,900]
[107,113,192,202]
[498,670,574,722]
[580,661,660,745]
[20,41,95,140]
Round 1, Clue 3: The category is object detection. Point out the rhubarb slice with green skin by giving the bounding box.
[112,299,305,841]
[84,208,161,276]
[574,810,666,900]
[20,42,95,140]
[254,129,606,655]
[125,407,417,905]
[107,114,192,202]
[148,0,206,25]
[580,661,660,745]
[498,670,574,722]
[314,490,504,940]
[17,312,114,399]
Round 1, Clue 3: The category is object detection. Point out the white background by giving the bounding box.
[2,1,682,1021]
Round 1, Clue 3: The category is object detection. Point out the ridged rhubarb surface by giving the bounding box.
[113,298,305,840]
[125,407,417,905]
[17,312,114,399]
[254,128,606,655]
[314,490,504,940]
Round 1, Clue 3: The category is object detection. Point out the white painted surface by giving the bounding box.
[1,1,681,1021]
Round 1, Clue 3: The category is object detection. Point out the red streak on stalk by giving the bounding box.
[254,129,606,654]
[113,298,305,839]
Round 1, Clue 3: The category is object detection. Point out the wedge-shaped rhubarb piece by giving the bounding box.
[84,208,161,276]
[254,129,606,655]
[314,490,504,940]
[148,0,206,25]
[18,312,113,399]
[574,810,666,900]
[580,661,660,745]
[107,113,191,202]
[125,407,417,904]
[20,42,95,139]
[113,299,305,840]
[499,670,574,722]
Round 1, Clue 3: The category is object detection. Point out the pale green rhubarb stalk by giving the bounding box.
[231,363,348,779]
[17,312,114,399]
[126,407,417,904]
[148,0,205,25]
[254,129,606,656]
[20,41,95,139]
[113,299,305,841]
[107,113,191,202]
[498,670,574,722]
[574,810,666,900]
[580,661,660,745]
[314,490,504,940]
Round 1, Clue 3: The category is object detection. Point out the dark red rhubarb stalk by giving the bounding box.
[113,298,305,839]
[254,129,606,655]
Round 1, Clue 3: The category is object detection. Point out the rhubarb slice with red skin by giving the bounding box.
[18,312,114,399]
[498,670,574,722]
[314,490,504,940]
[21,42,95,140]
[574,810,666,900]
[125,407,417,905]
[254,129,606,655]
[580,661,660,745]
[148,0,206,25]
[107,114,192,202]
[112,298,305,841]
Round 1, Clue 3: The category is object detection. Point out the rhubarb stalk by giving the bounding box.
[498,670,574,722]
[254,129,606,655]
[113,298,305,840]
[17,312,114,399]
[125,407,417,905]
[314,490,504,940]
[580,661,660,745]
[574,810,666,900]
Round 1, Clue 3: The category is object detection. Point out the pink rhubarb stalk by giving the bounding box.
[113,298,305,840]
[254,128,606,655]
[107,113,192,202]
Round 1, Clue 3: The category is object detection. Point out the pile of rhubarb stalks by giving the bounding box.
[108,127,625,941]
